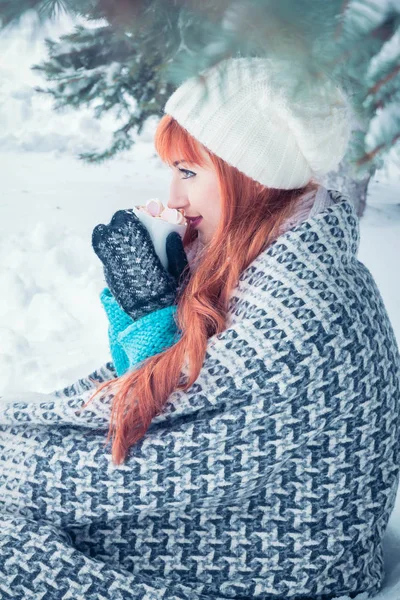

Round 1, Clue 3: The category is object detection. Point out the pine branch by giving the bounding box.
[0,0,94,27]
[2,0,399,178]
[369,63,400,96]
[357,132,400,166]
[333,0,351,41]
[374,86,400,111]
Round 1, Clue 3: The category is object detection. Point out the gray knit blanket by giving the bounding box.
[1,190,399,600]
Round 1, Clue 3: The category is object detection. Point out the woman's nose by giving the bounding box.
[167,179,189,211]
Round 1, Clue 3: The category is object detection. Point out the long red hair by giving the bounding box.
[80,114,319,465]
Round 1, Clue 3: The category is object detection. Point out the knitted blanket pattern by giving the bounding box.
[1,190,400,600]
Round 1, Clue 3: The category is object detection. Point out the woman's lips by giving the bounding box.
[187,217,202,228]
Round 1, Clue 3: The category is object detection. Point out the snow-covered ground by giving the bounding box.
[0,143,169,393]
[1,10,400,600]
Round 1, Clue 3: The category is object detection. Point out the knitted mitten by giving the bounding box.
[92,209,189,321]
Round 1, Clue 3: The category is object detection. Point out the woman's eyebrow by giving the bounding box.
[173,160,188,166]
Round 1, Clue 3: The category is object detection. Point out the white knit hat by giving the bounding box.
[164,56,351,190]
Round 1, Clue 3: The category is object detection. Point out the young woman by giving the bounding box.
[1,56,399,600]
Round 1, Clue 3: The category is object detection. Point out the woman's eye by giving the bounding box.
[178,168,195,179]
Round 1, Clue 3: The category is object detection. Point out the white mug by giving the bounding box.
[132,204,187,270]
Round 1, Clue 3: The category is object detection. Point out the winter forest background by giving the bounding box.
[1,1,400,598]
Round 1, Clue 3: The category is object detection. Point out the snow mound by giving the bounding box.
[0,221,109,394]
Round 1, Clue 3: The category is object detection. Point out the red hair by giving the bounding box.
[80,115,319,465]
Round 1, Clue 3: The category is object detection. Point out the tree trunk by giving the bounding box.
[321,161,372,218]
[321,164,372,217]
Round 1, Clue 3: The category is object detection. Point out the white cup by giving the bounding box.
[132,205,187,270]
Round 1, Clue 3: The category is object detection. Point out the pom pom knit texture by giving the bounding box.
[0,191,400,600]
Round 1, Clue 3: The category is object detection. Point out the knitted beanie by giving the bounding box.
[164,56,351,190]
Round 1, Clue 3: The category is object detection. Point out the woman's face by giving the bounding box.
[167,147,221,246]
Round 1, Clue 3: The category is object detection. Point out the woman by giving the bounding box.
[1,57,399,600]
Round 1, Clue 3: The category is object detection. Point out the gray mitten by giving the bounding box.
[92,209,189,321]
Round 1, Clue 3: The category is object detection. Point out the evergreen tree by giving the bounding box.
[30,16,179,162]
[0,0,399,213]
[322,0,400,214]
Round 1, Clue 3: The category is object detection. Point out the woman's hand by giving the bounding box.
[92,209,189,321]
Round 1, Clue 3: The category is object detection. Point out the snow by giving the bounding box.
[0,146,168,392]
[0,11,119,157]
[1,10,400,600]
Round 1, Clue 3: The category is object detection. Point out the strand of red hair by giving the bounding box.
[79,114,319,465]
